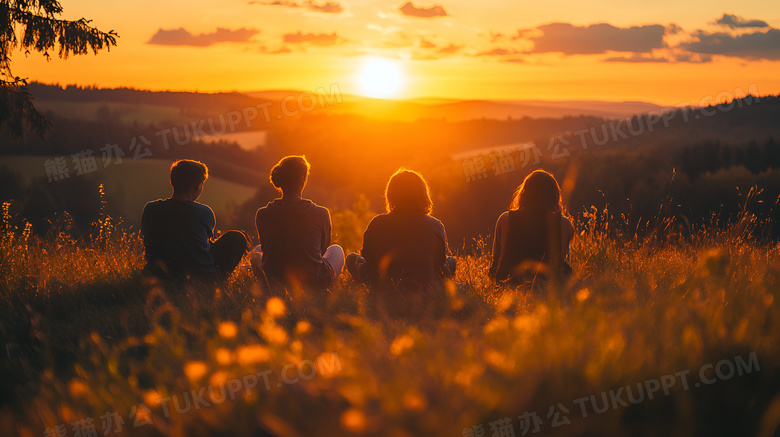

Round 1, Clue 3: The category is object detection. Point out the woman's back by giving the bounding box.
[255,198,334,286]
[491,207,573,283]
[360,212,448,287]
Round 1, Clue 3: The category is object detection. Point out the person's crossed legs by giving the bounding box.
[250,244,344,281]
[210,230,249,279]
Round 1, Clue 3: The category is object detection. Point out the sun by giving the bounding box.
[357,57,405,99]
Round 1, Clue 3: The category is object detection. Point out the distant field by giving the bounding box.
[204,130,267,150]
[0,156,256,226]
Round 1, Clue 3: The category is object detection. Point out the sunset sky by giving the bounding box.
[12,0,780,104]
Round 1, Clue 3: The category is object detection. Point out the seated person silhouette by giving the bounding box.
[251,155,344,290]
[346,168,456,289]
[142,159,248,283]
[489,170,574,286]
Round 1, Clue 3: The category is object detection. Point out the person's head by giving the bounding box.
[510,170,564,213]
[170,160,208,200]
[270,155,310,196]
[385,168,433,215]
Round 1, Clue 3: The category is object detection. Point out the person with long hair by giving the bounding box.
[252,155,344,289]
[346,168,456,288]
[489,169,574,284]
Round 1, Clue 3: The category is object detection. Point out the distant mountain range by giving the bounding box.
[29,82,662,123]
[247,90,663,121]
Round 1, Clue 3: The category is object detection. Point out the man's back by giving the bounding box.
[142,198,216,277]
[255,198,333,286]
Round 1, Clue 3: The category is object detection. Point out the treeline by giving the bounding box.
[28,82,258,113]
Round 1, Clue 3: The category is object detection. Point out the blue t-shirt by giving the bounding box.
[142,198,216,276]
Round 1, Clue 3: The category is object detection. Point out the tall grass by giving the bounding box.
[0,196,778,437]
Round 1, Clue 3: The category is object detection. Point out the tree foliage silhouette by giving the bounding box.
[0,0,117,139]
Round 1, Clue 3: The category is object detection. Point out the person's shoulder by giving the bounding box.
[144,198,167,209]
[424,214,445,228]
[142,198,169,215]
[365,213,391,230]
[192,201,215,215]
[497,211,510,223]
[255,199,279,215]
[307,200,331,215]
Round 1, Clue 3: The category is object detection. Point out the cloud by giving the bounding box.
[250,0,298,6]
[399,2,448,18]
[682,29,780,60]
[437,43,463,54]
[484,31,504,43]
[148,27,259,47]
[671,52,713,63]
[409,42,464,60]
[419,38,436,49]
[602,54,670,63]
[602,50,713,63]
[249,0,343,13]
[715,13,768,29]
[282,31,344,46]
[307,1,343,13]
[475,47,521,56]
[524,22,666,54]
[259,45,292,54]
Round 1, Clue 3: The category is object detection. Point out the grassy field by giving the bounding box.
[0,201,778,437]
[0,156,256,227]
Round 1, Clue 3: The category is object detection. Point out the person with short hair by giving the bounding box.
[252,155,344,289]
[489,169,574,285]
[346,168,456,288]
[142,159,248,282]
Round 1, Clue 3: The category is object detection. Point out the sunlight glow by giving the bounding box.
[357,57,405,99]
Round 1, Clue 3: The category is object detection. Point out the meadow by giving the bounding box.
[0,197,778,437]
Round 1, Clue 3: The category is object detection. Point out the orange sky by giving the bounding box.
[11,0,780,104]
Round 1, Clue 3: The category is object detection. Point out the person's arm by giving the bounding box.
[207,207,216,240]
[357,216,381,280]
[198,204,215,243]
[561,215,574,263]
[488,212,508,279]
[141,203,153,263]
[322,209,332,255]
[441,220,450,260]
[360,217,376,261]
[255,209,262,244]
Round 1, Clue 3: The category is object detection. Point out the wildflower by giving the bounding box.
[68,380,88,398]
[218,321,238,339]
[237,345,271,366]
[390,334,414,356]
[184,361,209,382]
[266,297,286,317]
[215,348,232,366]
[403,390,428,411]
[295,320,311,335]
[340,408,367,433]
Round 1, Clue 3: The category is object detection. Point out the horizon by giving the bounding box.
[28,80,768,109]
